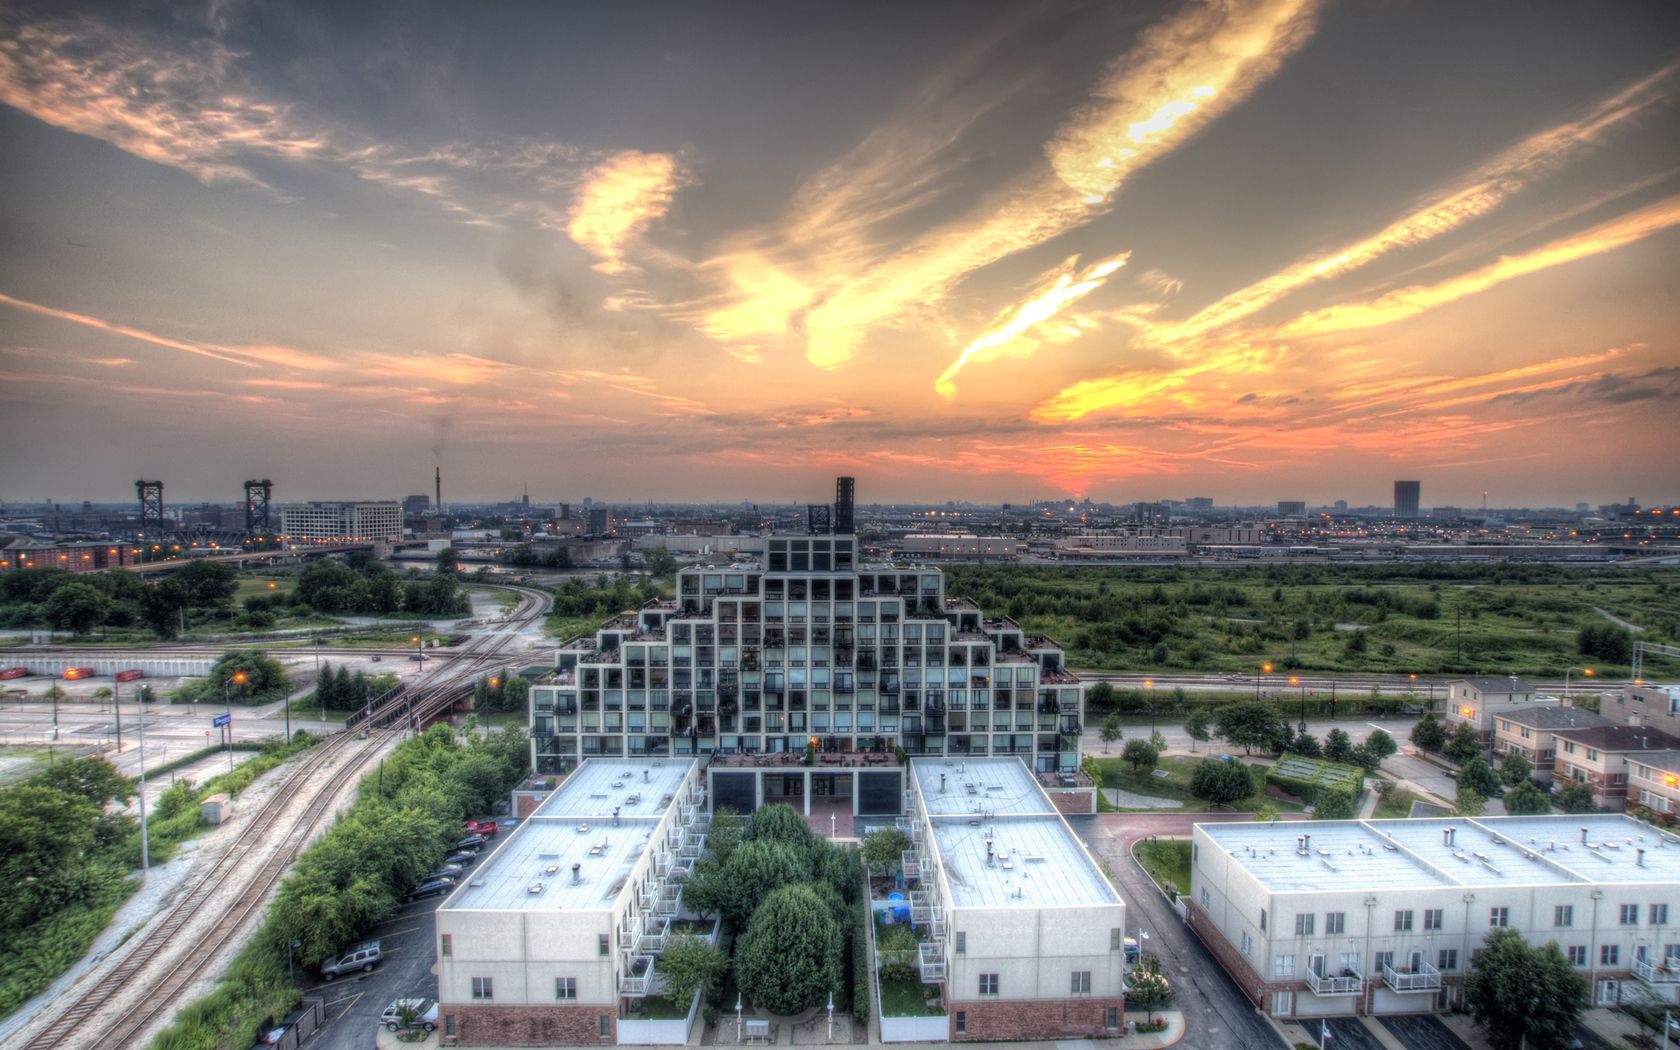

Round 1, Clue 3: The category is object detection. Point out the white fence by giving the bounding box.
[616,988,701,1045]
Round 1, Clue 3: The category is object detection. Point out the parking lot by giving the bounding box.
[302,892,443,1050]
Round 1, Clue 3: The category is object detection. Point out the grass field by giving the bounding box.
[878,975,943,1017]
[232,578,295,601]
[1091,755,1305,812]
[943,563,1680,677]
[1133,839,1192,897]
[1372,788,1426,819]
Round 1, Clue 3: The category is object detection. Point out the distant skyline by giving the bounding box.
[1,1,1677,507]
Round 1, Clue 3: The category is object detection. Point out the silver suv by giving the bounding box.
[381,998,439,1032]
[319,941,382,980]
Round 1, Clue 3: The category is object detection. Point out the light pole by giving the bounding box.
[1565,666,1594,705]
[1294,676,1306,733]
[1144,678,1155,736]
[735,992,743,1043]
[224,670,246,770]
[136,682,150,873]
[114,680,122,751]
[1256,663,1272,701]
[826,990,834,1042]
[315,635,325,722]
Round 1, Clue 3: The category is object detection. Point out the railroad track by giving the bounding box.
[14,583,552,1050]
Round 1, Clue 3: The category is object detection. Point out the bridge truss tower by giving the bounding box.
[244,479,273,536]
[135,480,164,533]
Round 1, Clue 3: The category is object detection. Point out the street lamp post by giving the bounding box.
[114,680,122,751]
[736,993,743,1043]
[1144,678,1155,736]
[1294,677,1307,733]
[1256,663,1272,701]
[315,635,325,722]
[224,670,246,770]
[1565,666,1594,705]
[136,682,150,873]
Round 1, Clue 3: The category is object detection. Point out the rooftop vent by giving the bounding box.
[572,862,582,885]
[545,865,559,876]
[528,883,545,895]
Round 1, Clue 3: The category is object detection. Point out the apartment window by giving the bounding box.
[1438,949,1459,971]
[1201,888,1212,908]
[441,933,453,957]
[1374,951,1394,973]
[599,933,611,956]
[1105,1007,1119,1030]
[471,977,493,1001]
[979,973,999,996]
[1568,945,1587,966]
[955,931,966,954]
[1295,914,1314,936]
[599,1015,612,1038]
[1490,907,1510,928]
[1241,931,1253,957]
[1274,954,1295,978]
[1394,909,1414,932]
[1325,911,1345,935]
[1260,908,1268,932]
[1110,928,1123,951]
[955,1013,967,1036]
[1602,944,1620,966]
[1071,971,1092,995]
[1423,908,1444,931]
[1556,905,1574,927]
[556,977,576,1001]
[1652,904,1670,926]
[1621,904,1639,925]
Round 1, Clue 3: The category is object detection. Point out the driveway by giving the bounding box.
[302,894,443,1050]
[1299,1016,1385,1049]
[1379,1014,1476,1050]
[1076,814,1289,1050]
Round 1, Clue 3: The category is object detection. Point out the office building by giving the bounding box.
[1190,814,1680,1018]
[529,511,1086,821]
[898,757,1127,1041]
[1395,481,1421,518]
[434,758,710,1046]
[278,500,403,542]
[1277,501,1307,517]
[404,494,432,515]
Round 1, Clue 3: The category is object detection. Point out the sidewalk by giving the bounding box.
[374,1011,1187,1049]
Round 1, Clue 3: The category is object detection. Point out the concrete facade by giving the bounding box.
[1552,724,1680,810]
[278,500,403,542]
[1445,677,1553,742]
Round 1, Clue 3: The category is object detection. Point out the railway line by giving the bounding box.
[10,583,554,1050]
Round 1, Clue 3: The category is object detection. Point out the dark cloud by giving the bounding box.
[1491,367,1680,406]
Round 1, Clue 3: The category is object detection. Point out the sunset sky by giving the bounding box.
[1,0,1677,508]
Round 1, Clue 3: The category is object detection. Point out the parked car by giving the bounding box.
[424,863,465,881]
[444,851,479,867]
[465,819,499,838]
[320,941,383,979]
[402,878,454,903]
[455,834,487,852]
[381,998,439,1033]
[1123,937,1141,964]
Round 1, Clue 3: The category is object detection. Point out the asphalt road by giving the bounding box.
[1078,813,1291,1050]
[1378,1014,1476,1050]
[302,884,445,1049]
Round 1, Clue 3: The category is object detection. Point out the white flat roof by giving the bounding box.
[932,816,1119,909]
[911,757,1055,817]
[1200,814,1680,894]
[446,758,697,913]
[533,760,695,821]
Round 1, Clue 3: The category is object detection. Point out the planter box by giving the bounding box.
[617,989,701,1045]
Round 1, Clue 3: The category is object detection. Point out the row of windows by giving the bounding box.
[1279,903,1672,936]
[1273,943,1680,979]
[951,1008,1120,1035]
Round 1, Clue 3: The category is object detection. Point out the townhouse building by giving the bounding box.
[1445,677,1554,743]
[1552,724,1680,810]
[1190,814,1680,1019]
[1492,707,1613,770]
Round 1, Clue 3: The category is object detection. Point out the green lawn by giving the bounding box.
[878,976,943,1017]
[1133,838,1191,897]
[1091,755,1305,813]
[628,993,691,1020]
[285,696,352,723]
[475,589,519,612]
[233,577,295,601]
[1372,788,1425,820]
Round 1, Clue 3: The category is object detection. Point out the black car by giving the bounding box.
[454,834,487,852]
[402,878,455,903]
[444,851,478,867]
[422,868,463,884]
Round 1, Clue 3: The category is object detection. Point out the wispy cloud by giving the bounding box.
[0,290,258,366]
[567,150,686,275]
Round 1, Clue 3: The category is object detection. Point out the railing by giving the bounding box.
[621,956,656,997]
[1633,955,1680,984]
[1382,960,1441,992]
[1305,966,1363,996]
[902,850,922,879]
[918,942,946,982]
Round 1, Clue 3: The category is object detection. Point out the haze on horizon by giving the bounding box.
[0,0,1677,509]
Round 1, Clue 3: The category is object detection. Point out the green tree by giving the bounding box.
[1454,786,1486,817]
[1503,781,1551,815]
[1184,707,1212,753]
[1214,702,1284,755]
[1556,782,1597,814]
[173,559,238,605]
[1323,728,1356,764]
[705,808,744,866]
[1464,928,1589,1050]
[1288,732,1322,758]
[860,827,912,876]
[28,757,133,805]
[1459,756,1501,799]
[656,935,728,1009]
[1313,785,1357,820]
[719,839,811,930]
[1100,715,1123,754]
[1410,714,1446,752]
[1577,622,1631,664]
[747,803,815,849]
[207,649,290,701]
[1128,952,1174,1025]
[1364,729,1398,764]
[1499,751,1533,787]
[681,859,727,921]
[1084,681,1118,717]
[735,884,842,1015]
[44,582,109,637]
[1190,759,1254,810]
[1122,738,1159,774]
[642,546,679,577]
[1444,721,1483,765]
[435,547,460,575]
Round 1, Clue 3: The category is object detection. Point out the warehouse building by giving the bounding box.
[898,756,1127,1041]
[434,758,709,1046]
[1189,814,1680,1019]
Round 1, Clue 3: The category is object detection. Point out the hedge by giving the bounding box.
[1265,756,1364,804]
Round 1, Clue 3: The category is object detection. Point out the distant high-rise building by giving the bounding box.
[587,507,609,536]
[280,501,403,542]
[1395,480,1421,518]
[1333,500,1349,513]
[403,494,431,515]
[1277,500,1306,517]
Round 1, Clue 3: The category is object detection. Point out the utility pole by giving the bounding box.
[136,684,150,873]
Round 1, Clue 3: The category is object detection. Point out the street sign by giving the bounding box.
[212,713,231,728]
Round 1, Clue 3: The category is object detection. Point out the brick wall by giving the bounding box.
[512,791,547,818]
[1046,787,1097,815]
[948,996,1124,1041]
[443,1003,614,1046]
[1185,900,1268,1009]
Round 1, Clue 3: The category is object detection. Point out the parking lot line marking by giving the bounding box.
[374,923,424,936]
[330,991,365,1020]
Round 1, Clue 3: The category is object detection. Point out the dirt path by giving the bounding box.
[1593,606,1645,633]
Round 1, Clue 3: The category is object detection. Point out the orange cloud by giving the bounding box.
[567,150,685,275]
[0,291,257,366]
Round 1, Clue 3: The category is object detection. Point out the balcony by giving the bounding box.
[918,942,946,982]
[1633,955,1680,985]
[621,956,657,997]
[1382,960,1441,993]
[1305,964,1363,996]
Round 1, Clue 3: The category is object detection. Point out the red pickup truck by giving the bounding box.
[465,819,499,838]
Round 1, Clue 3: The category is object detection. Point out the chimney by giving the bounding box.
[435,466,442,514]
[571,863,581,885]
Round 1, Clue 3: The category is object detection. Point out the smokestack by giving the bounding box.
[435,466,442,514]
